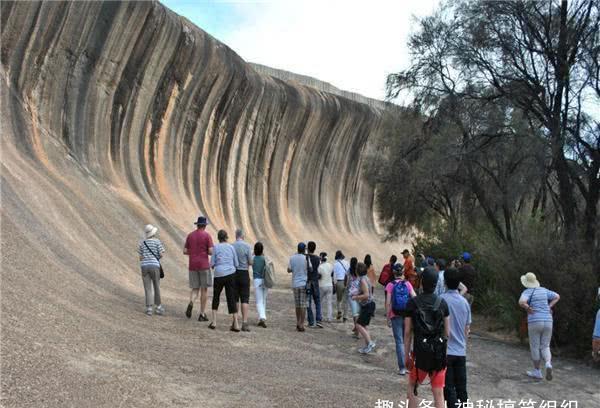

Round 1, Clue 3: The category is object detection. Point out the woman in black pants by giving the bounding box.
[209,230,240,331]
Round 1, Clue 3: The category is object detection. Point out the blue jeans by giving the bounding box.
[391,317,405,371]
[306,280,322,325]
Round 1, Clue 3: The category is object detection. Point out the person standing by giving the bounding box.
[378,255,397,302]
[138,224,165,316]
[364,254,376,294]
[385,264,417,375]
[441,267,472,408]
[404,268,450,408]
[518,272,560,380]
[306,241,323,328]
[233,229,253,332]
[333,250,350,322]
[459,252,477,305]
[184,216,213,321]
[209,230,240,331]
[347,258,361,336]
[252,242,268,328]
[317,252,334,323]
[402,249,419,290]
[352,263,377,353]
[433,259,446,296]
[288,243,309,331]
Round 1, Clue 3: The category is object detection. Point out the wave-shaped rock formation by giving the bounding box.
[1,3,402,404]
[1,0,395,264]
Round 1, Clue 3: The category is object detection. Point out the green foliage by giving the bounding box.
[370,0,600,358]
[415,220,598,357]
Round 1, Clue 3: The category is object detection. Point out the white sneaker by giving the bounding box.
[398,369,407,375]
[526,369,543,379]
[145,307,153,316]
[358,346,367,354]
[364,341,377,354]
[156,305,165,315]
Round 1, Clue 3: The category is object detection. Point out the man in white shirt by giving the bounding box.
[332,250,350,322]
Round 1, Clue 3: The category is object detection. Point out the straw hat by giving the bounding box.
[144,224,158,239]
[520,272,540,289]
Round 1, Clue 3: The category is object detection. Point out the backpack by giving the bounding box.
[391,281,410,315]
[378,264,393,286]
[263,257,276,289]
[413,296,447,373]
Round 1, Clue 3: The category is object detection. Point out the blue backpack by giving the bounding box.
[391,280,410,314]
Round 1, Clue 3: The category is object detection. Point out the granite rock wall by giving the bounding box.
[1,0,392,268]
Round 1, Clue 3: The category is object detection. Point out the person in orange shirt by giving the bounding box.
[402,249,419,289]
[364,254,377,294]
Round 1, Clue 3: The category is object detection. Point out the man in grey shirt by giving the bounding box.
[288,242,309,331]
[233,229,253,331]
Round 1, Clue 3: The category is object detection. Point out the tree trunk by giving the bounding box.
[551,0,578,241]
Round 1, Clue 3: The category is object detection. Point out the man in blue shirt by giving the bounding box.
[288,243,309,331]
[440,267,471,408]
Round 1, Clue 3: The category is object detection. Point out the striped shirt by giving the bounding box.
[138,238,165,268]
[519,287,558,324]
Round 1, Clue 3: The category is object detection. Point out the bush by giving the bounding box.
[414,221,599,359]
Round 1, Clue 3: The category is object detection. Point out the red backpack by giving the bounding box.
[378,263,393,286]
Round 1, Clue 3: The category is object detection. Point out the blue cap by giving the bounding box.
[462,252,472,262]
[194,216,208,226]
[297,242,306,252]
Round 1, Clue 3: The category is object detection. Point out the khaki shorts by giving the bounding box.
[189,269,212,288]
[293,287,307,308]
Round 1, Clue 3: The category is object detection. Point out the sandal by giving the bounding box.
[230,325,240,332]
[208,323,216,330]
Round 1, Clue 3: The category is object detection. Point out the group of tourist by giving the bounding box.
[138,217,271,332]
[137,217,594,408]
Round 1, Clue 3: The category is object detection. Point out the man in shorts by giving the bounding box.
[184,216,213,321]
[288,243,309,332]
[404,268,450,408]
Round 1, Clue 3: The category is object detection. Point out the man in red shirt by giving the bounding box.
[184,216,214,321]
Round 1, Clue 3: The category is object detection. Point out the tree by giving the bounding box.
[385,0,599,272]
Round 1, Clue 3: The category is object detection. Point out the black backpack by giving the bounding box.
[413,296,447,373]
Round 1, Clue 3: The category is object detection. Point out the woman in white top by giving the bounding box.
[317,252,334,322]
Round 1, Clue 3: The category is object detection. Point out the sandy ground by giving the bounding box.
[2,251,598,408]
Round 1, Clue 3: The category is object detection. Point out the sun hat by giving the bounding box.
[520,272,540,289]
[462,252,472,262]
[194,216,208,226]
[144,224,158,239]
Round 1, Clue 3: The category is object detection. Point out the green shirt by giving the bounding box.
[252,255,266,279]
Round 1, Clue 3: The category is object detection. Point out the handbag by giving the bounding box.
[263,256,275,288]
[143,240,164,279]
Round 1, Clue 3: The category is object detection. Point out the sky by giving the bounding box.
[160,0,440,101]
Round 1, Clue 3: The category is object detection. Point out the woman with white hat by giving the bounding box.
[138,224,166,316]
[518,272,560,380]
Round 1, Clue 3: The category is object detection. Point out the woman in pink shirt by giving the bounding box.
[385,264,417,375]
